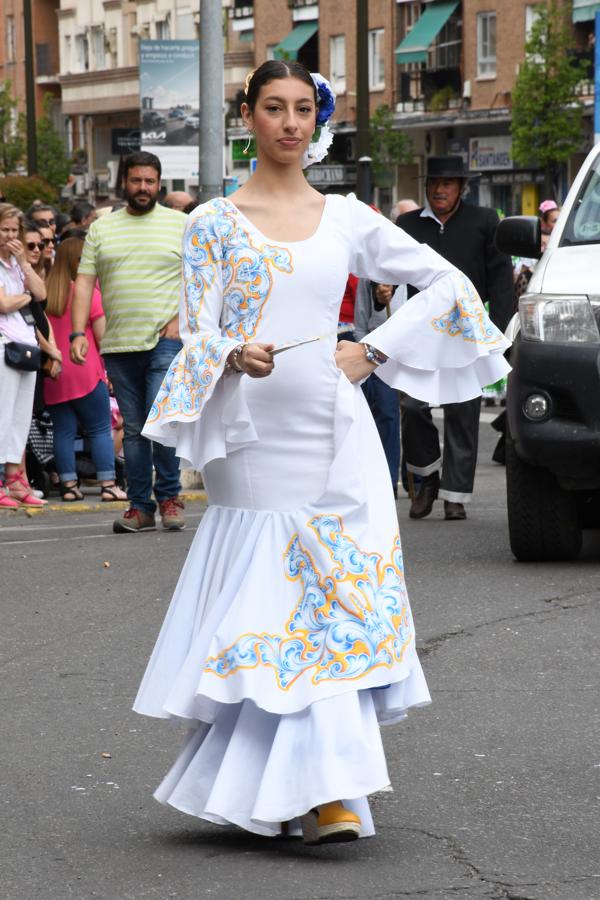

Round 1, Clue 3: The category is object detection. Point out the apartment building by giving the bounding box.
[394,0,595,213]
[0,0,61,129]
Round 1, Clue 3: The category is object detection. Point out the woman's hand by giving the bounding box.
[228,343,275,378]
[47,358,62,379]
[335,340,378,384]
[6,238,27,269]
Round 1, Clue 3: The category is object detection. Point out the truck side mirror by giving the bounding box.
[495,216,542,259]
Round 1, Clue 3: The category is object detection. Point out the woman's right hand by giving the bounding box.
[70,335,89,365]
[229,342,275,378]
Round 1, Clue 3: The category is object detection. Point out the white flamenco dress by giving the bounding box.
[135,194,510,837]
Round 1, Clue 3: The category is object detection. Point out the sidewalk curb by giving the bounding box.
[0,490,208,517]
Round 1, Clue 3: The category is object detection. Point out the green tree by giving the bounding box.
[36,93,72,191]
[0,80,25,174]
[510,0,589,195]
[369,104,413,186]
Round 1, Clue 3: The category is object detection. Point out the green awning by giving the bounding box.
[395,1,459,65]
[273,22,318,61]
[572,0,600,22]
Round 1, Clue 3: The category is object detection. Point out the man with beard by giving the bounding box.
[70,152,187,533]
[396,156,513,521]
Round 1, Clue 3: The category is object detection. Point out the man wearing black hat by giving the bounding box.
[396,155,514,521]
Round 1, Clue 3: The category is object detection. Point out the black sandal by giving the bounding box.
[100,483,127,502]
[60,482,84,502]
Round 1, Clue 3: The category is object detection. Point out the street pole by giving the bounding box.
[199,0,224,201]
[595,12,600,145]
[23,0,37,174]
[356,0,371,202]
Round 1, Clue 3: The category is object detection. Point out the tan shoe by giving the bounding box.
[158,496,185,531]
[300,801,361,845]
[113,507,156,533]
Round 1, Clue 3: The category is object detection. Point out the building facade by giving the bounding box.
[4,0,592,206]
[0,0,62,156]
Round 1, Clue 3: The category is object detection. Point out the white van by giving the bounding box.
[496,144,600,561]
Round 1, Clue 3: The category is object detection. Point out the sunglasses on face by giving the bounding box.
[26,241,42,251]
[36,218,56,227]
[41,238,56,247]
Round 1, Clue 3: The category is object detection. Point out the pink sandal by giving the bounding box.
[0,482,19,509]
[6,471,48,507]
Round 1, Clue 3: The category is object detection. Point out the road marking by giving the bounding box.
[1,527,199,547]
[0,513,204,534]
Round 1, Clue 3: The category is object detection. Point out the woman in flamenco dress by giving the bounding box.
[134,60,510,846]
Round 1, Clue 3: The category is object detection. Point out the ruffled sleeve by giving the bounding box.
[346,194,511,405]
[142,204,248,463]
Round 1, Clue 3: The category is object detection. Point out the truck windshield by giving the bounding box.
[561,155,600,246]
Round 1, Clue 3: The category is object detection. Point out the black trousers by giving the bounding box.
[400,395,481,502]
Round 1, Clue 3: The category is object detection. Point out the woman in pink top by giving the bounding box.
[44,237,126,501]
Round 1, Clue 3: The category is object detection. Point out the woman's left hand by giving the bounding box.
[48,358,62,379]
[335,340,377,384]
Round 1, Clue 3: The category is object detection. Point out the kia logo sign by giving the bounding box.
[141,130,167,142]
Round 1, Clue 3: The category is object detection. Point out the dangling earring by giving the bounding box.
[242,132,253,155]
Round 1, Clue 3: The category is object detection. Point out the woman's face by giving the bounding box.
[0,216,20,255]
[39,227,55,261]
[25,230,43,266]
[546,209,560,231]
[243,77,317,166]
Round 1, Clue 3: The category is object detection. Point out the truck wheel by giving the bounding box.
[506,439,582,561]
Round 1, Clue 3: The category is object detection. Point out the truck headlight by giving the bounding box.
[519,295,600,343]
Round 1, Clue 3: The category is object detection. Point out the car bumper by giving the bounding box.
[507,337,600,489]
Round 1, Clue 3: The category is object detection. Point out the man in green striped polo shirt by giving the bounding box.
[70,151,187,534]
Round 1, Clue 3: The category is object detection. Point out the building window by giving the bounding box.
[477,12,496,78]
[91,26,105,69]
[266,44,278,60]
[6,15,16,62]
[329,35,346,93]
[156,15,171,40]
[176,12,194,39]
[75,33,90,72]
[368,28,385,90]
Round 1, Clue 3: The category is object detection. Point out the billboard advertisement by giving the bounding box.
[139,40,199,179]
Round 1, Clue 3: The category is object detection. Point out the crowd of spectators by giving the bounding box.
[0,188,198,510]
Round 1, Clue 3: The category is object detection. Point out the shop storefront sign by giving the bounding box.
[306,165,356,185]
[111,128,141,155]
[469,136,513,171]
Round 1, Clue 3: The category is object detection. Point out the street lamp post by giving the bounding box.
[23,0,37,174]
[199,0,224,201]
[355,0,371,202]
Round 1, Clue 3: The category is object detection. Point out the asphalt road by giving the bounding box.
[2,417,599,900]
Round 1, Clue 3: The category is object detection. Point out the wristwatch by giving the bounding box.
[363,342,388,366]
[69,331,86,342]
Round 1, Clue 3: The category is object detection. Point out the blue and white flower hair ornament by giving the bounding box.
[303,73,336,169]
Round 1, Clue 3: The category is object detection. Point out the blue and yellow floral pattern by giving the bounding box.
[432,276,502,345]
[184,199,293,340]
[204,514,412,689]
[146,335,231,423]
[149,200,294,424]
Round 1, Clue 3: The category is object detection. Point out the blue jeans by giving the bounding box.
[49,379,115,483]
[104,338,182,513]
[362,373,401,489]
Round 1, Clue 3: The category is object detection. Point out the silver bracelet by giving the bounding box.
[363,342,387,366]
[226,345,245,373]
